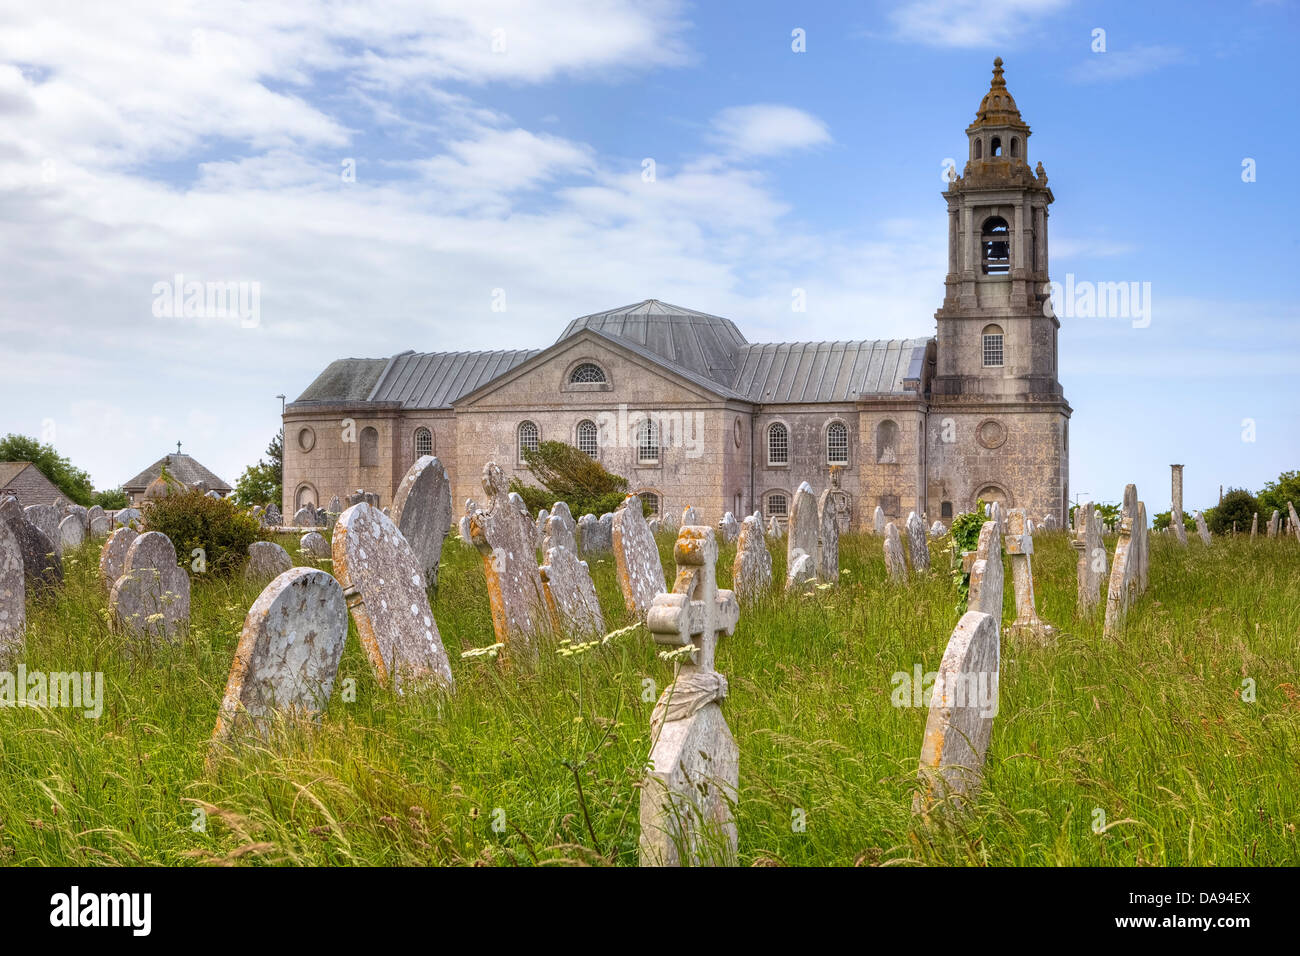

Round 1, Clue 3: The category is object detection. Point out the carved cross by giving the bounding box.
[647,526,738,675]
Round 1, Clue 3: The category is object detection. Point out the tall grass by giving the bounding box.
[0,527,1296,866]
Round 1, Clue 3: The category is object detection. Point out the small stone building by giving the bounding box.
[0,461,66,505]
[285,59,1071,529]
[123,450,232,506]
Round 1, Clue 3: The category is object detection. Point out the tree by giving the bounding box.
[509,440,637,519]
[1206,488,1258,535]
[230,430,283,507]
[0,433,94,504]
[92,487,129,509]
[1256,469,1300,520]
[1152,509,1196,532]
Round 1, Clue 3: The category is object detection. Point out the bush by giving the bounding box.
[1206,488,1259,535]
[92,487,129,510]
[510,441,638,519]
[1256,469,1300,520]
[143,489,266,576]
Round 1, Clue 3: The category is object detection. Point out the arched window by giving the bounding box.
[982,324,1004,367]
[414,427,433,458]
[518,421,539,458]
[638,491,660,516]
[876,420,898,464]
[1010,137,1019,158]
[576,419,598,458]
[826,421,848,464]
[569,363,606,384]
[941,501,953,519]
[637,419,659,464]
[991,137,1002,157]
[295,483,317,510]
[766,492,789,517]
[767,422,788,465]
[981,217,1010,275]
[359,426,379,467]
[974,139,982,159]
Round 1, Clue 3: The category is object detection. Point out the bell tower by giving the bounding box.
[933,57,1059,399]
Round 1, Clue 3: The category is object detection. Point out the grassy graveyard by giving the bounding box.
[1,528,1297,866]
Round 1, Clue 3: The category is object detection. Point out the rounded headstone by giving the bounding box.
[99,526,139,590]
[300,531,331,559]
[245,540,293,583]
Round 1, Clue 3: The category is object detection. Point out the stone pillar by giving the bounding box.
[1170,464,1184,515]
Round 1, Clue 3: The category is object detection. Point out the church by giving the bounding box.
[283,59,1070,530]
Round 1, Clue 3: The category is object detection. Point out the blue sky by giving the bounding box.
[1,0,1296,513]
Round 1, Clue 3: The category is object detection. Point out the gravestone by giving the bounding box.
[786,482,818,570]
[328,495,341,515]
[612,494,667,620]
[1289,502,1300,543]
[1194,511,1211,546]
[905,511,930,573]
[459,498,478,542]
[681,506,699,526]
[0,497,61,591]
[1103,486,1141,639]
[300,532,331,559]
[767,515,784,539]
[816,490,839,584]
[1251,512,1258,540]
[914,610,999,810]
[966,520,1003,627]
[733,515,772,605]
[263,505,282,526]
[535,508,549,544]
[467,464,548,655]
[718,512,740,544]
[539,544,604,639]
[1071,502,1106,616]
[930,521,948,538]
[245,541,293,583]
[391,455,453,592]
[88,507,110,539]
[1043,513,1058,531]
[1267,509,1279,538]
[211,567,349,746]
[647,518,661,535]
[110,531,190,642]
[25,504,62,559]
[640,526,740,867]
[293,507,316,528]
[884,522,908,583]
[580,512,613,555]
[1133,501,1149,595]
[873,505,886,535]
[543,501,578,554]
[334,502,455,690]
[785,551,815,593]
[99,527,138,591]
[1004,509,1054,643]
[58,514,85,551]
[0,520,24,663]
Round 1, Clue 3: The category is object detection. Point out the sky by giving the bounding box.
[1,0,1296,513]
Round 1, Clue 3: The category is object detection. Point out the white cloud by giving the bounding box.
[708,105,832,159]
[887,0,1071,48]
[1069,45,1187,83]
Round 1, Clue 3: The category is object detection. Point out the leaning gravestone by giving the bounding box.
[391,455,453,592]
[873,505,886,535]
[543,501,578,554]
[966,520,1003,628]
[884,522,908,583]
[467,464,548,656]
[110,531,190,642]
[0,520,24,663]
[58,514,85,552]
[334,502,455,691]
[1071,502,1106,616]
[99,527,138,591]
[1289,502,1300,543]
[612,494,667,620]
[245,541,293,583]
[300,532,331,559]
[1004,509,1054,643]
[816,489,839,584]
[718,512,740,544]
[0,497,61,591]
[24,504,62,559]
[905,511,930,573]
[641,526,740,867]
[1194,510,1211,546]
[211,567,349,747]
[786,482,818,573]
[1103,486,1141,639]
[733,514,772,605]
[539,544,604,639]
[915,610,999,811]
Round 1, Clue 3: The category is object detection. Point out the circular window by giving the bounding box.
[297,426,316,453]
[734,418,743,449]
[976,419,1007,450]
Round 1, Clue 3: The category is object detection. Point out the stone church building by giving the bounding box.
[284,59,1070,530]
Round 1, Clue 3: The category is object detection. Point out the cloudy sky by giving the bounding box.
[1,0,1296,511]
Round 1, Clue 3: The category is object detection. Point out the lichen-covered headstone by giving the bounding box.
[906,511,930,573]
[1194,510,1211,546]
[786,482,818,571]
[88,506,110,539]
[467,464,547,655]
[1004,508,1055,643]
[245,540,293,583]
[539,544,604,639]
[292,507,315,528]
[1289,502,1300,543]
[733,515,772,604]
[681,506,699,526]
[264,504,282,526]
[99,526,138,591]
[966,521,1003,627]
[915,610,999,810]
[334,502,455,691]
[535,508,549,544]
[0,497,61,591]
[640,526,739,866]
[1071,502,1106,616]
[578,513,611,555]
[0,520,24,663]
[391,455,453,592]
[300,532,331,559]
[1102,486,1141,639]
[930,521,948,538]
[718,512,740,544]
[884,522,908,583]
[612,493,667,620]
[544,501,578,554]
[211,567,348,747]
[458,498,478,542]
[873,505,886,535]
[58,514,85,551]
[816,490,839,583]
[110,531,190,642]
[25,504,62,559]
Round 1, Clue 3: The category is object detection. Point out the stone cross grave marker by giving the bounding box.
[211,567,348,751]
[1004,509,1055,643]
[733,514,772,605]
[612,493,667,620]
[816,490,839,584]
[906,511,930,573]
[109,531,190,642]
[391,455,453,593]
[0,519,24,663]
[640,526,740,867]
[334,502,455,690]
[884,522,908,583]
[539,544,604,639]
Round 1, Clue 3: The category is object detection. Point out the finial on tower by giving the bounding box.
[992,57,1005,87]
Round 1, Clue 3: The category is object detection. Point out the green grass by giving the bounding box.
[1,528,1297,866]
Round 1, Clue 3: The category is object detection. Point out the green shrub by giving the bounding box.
[1256,469,1300,520]
[143,489,266,576]
[92,486,130,510]
[510,440,638,518]
[1206,488,1259,535]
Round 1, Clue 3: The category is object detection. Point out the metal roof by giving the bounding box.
[732,338,932,403]
[368,348,540,408]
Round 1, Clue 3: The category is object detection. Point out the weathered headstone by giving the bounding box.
[300,531,331,559]
[1042,513,1058,531]
[543,501,578,554]
[0,520,24,663]
[1102,486,1141,639]
[25,504,62,559]
[640,526,740,867]
[58,514,84,551]
[579,512,613,555]
[884,522,908,583]
[681,506,699,526]
[88,506,110,539]
[733,515,772,604]
[539,544,604,639]
[1251,512,1258,540]
[328,495,341,515]
[245,540,293,583]
[1004,508,1054,643]
[507,492,537,551]
[391,455,453,592]
[334,502,455,690]
[966,520,1003,626]
[1267,509,1280,538]
[211,567,349,747]
[1071,502,1106,616]
[1194,510,1211,546]
[612,493,667,620]
[458,498,478,542]
[1289,502,1300,543]
[110,531,190,642]
[467,464,548,655]
[767,515,784,539]
[930,521,948,538]
[647,517,661,535]
[0,497,61,591]
[263,504,282,526]
[786,482,818,568]
[1133,501,1149,595]
[873,505,886,535]
[914,610,999,810]
[65,503,89,533]
[1169,464,1188,546]
[905,511,930,573]
[718,512,740,544]
[99,526,138,591]
[816,489,839,584]
[293,507,315,528]
[535,508,550,544]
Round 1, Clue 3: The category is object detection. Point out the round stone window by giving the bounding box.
[297,426,316,453]
[976,419,1006,450]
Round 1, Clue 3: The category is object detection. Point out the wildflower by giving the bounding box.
[461,642,504,660]
[658,644,696,664]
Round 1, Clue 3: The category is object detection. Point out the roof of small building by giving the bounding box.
[0,461,66,505]
[124,453,231,493]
